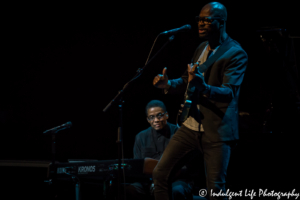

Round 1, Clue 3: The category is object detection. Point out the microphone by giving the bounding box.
[43,121,72,135]
[160,24,191,35]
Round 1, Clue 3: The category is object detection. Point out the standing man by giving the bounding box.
[152,2,248,200]
[126,100,194,200]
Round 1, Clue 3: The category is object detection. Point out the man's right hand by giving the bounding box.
[153,67,168,89]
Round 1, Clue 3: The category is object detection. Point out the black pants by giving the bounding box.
[153,125,235,200]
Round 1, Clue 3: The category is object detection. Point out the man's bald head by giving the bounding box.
[201,2,227,21]
[198,2,228,43]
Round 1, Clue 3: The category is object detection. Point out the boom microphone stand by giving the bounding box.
[43,121,72,167]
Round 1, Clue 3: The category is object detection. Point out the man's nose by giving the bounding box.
[198,21,205,26]
[153,117,160,122]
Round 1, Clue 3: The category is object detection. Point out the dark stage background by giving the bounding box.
[1,0,299,197]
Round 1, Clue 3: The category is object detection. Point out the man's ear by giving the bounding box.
[165,112,169,119]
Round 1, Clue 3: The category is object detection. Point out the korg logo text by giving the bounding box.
[78,166,96,174]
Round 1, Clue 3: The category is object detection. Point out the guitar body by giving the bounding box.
[176,62,202,126]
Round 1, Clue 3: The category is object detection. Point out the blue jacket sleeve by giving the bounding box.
[209,47,248,103]
[191,46,248,103]
[165,70,188,94]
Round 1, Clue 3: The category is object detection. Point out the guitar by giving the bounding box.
[176,62,201,126]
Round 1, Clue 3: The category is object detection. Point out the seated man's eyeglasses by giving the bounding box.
[195,16,225,24]
[147,112,166,121]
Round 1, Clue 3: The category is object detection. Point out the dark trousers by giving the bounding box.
[153,125,234,200]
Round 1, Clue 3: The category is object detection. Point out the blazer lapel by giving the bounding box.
[197,36,233,74]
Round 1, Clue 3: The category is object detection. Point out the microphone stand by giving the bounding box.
[44,123,78,199]
[103,35,175,200]
[49,129,62,167]
[44,122,72,167]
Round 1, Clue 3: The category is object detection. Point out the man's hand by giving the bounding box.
[188,63,199,83]
[188,62,210,93]
[153,67,168,89]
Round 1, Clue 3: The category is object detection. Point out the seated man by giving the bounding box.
[126,100,195,200]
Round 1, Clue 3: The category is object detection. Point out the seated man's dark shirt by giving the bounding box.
[133,122,178,160]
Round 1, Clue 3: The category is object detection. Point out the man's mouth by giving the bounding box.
[199,29,206,33]
[154,124,161,128]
